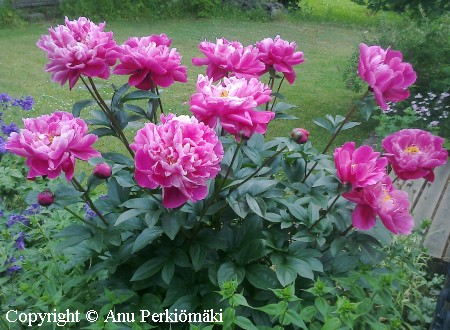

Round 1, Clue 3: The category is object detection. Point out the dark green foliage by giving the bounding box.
[0,2,22,27]
[351,0,450,19]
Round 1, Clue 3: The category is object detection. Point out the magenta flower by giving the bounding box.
[113,35,187,90]
[190,74,274,140]
[6,111,100,181]
[130,114,224,209]
[382,129,448,182]
[358,43,416,110]
[344,176,414,235]
[256,35,305,84]
[192,38,265,81]
[37,17,121,90]
[94,162,112,179]
[291,128,309,144]
[334,142,388,188]
[38,190,55,207]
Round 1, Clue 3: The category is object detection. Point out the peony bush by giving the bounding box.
[2,17,449,329]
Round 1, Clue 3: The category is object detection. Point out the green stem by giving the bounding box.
[155,85,164,114]
[71,177,109,227]
[303,89,371,182]
[63,206,101,230]
[341,224,353,237]
[225,146,287,198]
[265,76,275,111]
[270,76,285,112]
[309,194,341,230]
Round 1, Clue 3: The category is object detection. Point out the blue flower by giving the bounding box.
[0,93,12,109]
[7,214,30,228]
[1,122,19,136]
[24,203,41,216]
[15,233,26,250]
[5,256,24,276]
[0,136,6,155]
[11,96,34,111]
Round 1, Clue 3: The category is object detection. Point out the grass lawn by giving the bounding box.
[0,16,377,160]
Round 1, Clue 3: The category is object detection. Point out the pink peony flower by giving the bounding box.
[344,176,414,235]
[6,111,100,181]
[38,190,55,207]
[94,162,112,179]
[358,43,417,110]
[37,17,121,90]
[130,114,224,209]
[334,142,388,188]
[382,129,448,182]
[192,38,265,81]
[113,35,187,90]
[256,35,305,84]
[190,74,274,139]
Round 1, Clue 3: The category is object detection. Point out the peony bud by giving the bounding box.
[38,190,54,207]
[93,163,112,179]
[291,128,309,144]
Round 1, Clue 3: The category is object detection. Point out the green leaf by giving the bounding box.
[121,90,159,103]
[257,301,288,316]
[114,170,135,187]
[115,209,146,226]
[273,259,297,287]
[90,127,116,138]
[190,244,208,272]
[132,226,164,253]
[222,307,235,329]
[288,256,314,280]
[73,99,95,117]
[315,297,328,317]
[218,262,245,286]
[272,102,297,113]
[131,257,166,281]
[321,317,341,330]
[103,152,134,166]
[54,225,92,250]
[284,309,308,329]
[161,261,175,285]
[111,83,130,106]
[227,196,249,218]
[245,194,264,217]
[234,316,258,330]
[229,294,251,308]
[233,239,267,265]
[120,197,156,210]
[242,146,262,165]
[300,306,317,322]
[246,264,280,289]
[161,213,182,240]
[168,295,199,314]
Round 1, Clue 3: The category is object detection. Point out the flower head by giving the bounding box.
[113,35,187,90]
[291,128,309,144]
[131,114,223,208]
[11,96,34,111]
[192,38,265,81]
[334,142,388,188]
[358,43,416,110]
[190,74,274,140]
[382,129,448,182]
[256,35,305,84]
[1,122,19,136]
[94,162,112,179]
[38,190,55,207]
[344,176,414,235]
[37,17,121,89]
[6,111,100,181]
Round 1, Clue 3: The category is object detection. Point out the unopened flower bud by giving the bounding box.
[291,128,309,144]
[93,163,112,179]
[38,190,54,207]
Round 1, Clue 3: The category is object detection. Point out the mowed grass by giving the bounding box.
[0,17,375,161]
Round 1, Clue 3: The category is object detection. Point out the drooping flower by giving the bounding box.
[358,43,416,110]
[113,35,187,90]
[344,176,414,235]
[382,129,448,182]
[190,74,274,139]
[334,142,388,188]
[37,17,121,89]
[291,128,309,144]
[131,114,223,209]
[192,38,265,81]
[6,111,100,181]
[256,35,305,84]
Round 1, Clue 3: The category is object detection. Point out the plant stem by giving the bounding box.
[63,206,101,230]
[341,224,353,237]
[71,177,109,227]
[155,86,164,114]
[309,194,341,230]
[265,76,275,111]
[270,76,285,112]
[303,89,371,182]
[225,145,287,198]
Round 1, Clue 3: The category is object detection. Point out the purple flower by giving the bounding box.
[5,256,23,276]
[11,96,34,111]
[15,233,26,250]
[0,93,11,109]
[1,122,19,136]
[0,136,7,155]
[7,214,30,228]
[24,203,41,216]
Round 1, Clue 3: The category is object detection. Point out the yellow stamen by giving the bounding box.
[405,145,420,154]
[220,90,229,98]
[384,194,392,201]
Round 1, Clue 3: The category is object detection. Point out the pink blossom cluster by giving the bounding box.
[190,75,274,140]
[335,129,448,235]
[113,34,187,90]
[6,111,100,181]
[37,17,121,90]
[131,114,224,209]
[192,36,304,84]
[358,43,417,110]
